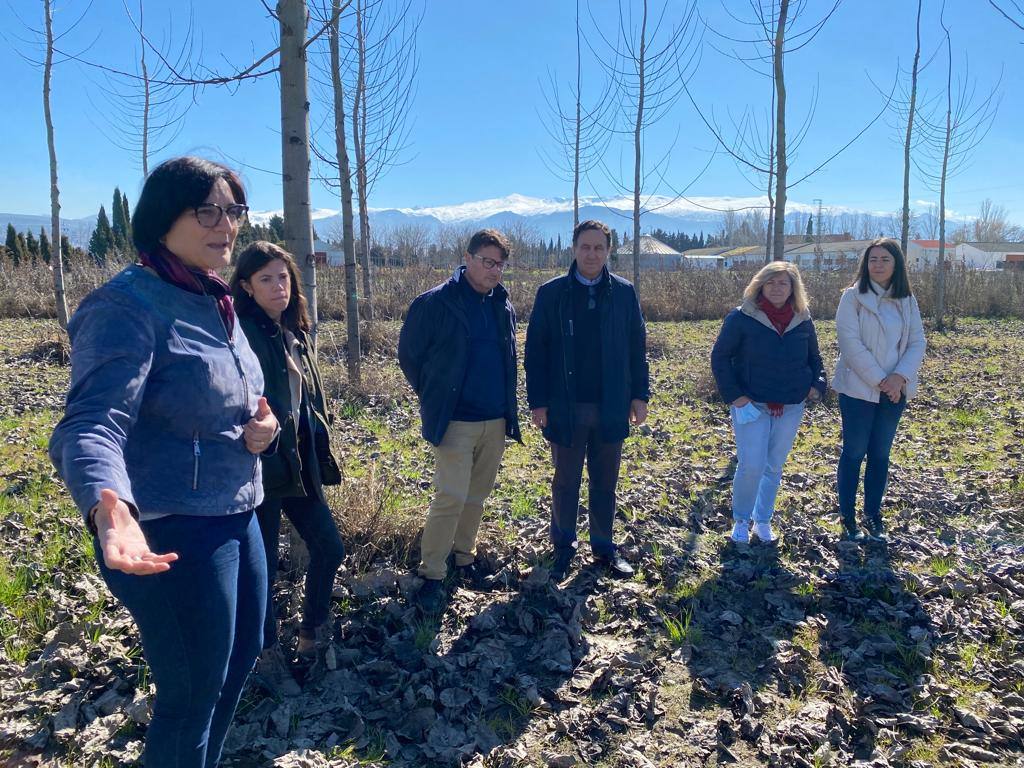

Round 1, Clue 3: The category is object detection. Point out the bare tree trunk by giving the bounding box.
[935,24,952,332]
[353,0,374,321]
[573,0,582,229]
[278,0,318,338]
[632,0,647,291]
[765,73,777,262]
[330,0,360,383]
[139,0,150,177]
[43,0,69,329]
[901,0,922,257]
[771,0,789,262]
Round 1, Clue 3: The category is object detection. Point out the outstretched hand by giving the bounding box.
[94,489,178,575]
[244,396,278,454]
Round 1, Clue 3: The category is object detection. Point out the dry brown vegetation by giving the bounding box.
[2,257,1023,324]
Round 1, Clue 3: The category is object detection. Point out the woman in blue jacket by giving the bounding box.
[711,261,826,544]
[49,157,278,768]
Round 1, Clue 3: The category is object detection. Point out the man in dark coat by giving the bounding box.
[398,229,521,612]
[524,220,650,581]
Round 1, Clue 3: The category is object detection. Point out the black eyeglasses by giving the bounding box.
[193,203,249,228]
[472,254,508,271]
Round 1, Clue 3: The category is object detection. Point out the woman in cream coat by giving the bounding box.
[832,238,925,542]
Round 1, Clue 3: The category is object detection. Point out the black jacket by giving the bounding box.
[398,267,522,447]
[524,261,650,447]
[239,306,341,500]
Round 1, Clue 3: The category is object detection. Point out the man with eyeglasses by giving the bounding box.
[525,219,650,582]
[398,229,522,613]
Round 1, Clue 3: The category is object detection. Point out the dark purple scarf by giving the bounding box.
[139,245,235,337]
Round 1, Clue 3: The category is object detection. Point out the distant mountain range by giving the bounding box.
[251,193,833,242]
[2,193,854,248]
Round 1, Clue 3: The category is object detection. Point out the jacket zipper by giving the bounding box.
[192,431,201,491]
[215,305,260,492]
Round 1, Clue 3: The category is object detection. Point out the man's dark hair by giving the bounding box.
[466,229,511,260]
[230,241,312,333]
[854,237,913,298]
[572,219,611,247]
[132,156,246,254]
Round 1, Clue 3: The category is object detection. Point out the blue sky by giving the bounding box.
[1,0,1020,224]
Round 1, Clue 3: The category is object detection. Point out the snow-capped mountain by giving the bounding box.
[248,193,837,241]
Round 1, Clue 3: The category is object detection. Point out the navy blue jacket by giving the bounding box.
[710,301,827,405]
[398,267,522,446]
[524,262,650,447]
[50,265,266,523]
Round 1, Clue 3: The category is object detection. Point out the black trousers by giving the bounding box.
[550,403,623,558]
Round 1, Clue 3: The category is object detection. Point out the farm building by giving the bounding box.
[955,242,1024,270]
[614,236,683,271]
[680,246,729,269]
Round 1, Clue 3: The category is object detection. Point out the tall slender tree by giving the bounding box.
[43,0,69,326]
[329,0,361,382]
[279,0,319,336]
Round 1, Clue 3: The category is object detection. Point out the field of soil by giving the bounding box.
[1,317,1022,767]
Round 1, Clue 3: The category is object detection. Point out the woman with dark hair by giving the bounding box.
[711,261,826,544]
[230,241,344,696]
[49,156,278,767]
[832,237,925,542]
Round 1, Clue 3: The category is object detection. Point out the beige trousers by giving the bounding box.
[417,418,506,580]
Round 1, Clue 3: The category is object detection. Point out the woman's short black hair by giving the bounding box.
[131,156,246,253]
[855,237,913,298]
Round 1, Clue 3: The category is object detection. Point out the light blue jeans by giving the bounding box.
[730,402,805,524]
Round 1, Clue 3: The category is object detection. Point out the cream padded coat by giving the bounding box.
[831,286,926,403]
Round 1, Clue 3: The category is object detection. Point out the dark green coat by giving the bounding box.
[239,307,341,500]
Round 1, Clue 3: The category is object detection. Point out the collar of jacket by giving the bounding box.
[448,264,509,302]
[238,303,311,351]
[739,297,810,334]
[565,260,612,296]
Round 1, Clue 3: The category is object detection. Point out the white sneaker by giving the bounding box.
[730,521,750,543]
[753,522,778,543]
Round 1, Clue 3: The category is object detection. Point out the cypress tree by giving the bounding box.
[40,229,52,264]
[121,192,132,247]
[5,224,19,264]
[26,231,40,261]
[60,235,75,268]
[268,215,285,243]
[111,187,130,254]
[89,205,113,266]
[804,217,814,243]
[15,233,27,266]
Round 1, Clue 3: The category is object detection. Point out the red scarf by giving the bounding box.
[758,295,794,336]
[140,245,235,337]
[757,295,795,417]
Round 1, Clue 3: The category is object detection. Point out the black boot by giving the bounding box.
[865,518,887,543]
[841,516,865,543]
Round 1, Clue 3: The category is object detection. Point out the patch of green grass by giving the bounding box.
[661,606,702,648]
[928,555,956,577]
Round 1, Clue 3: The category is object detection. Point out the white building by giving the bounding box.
[955,242,1024,270]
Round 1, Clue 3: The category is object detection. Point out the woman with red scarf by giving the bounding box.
[50,157,278,767]
[710,262,826,544]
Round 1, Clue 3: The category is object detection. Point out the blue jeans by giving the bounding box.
[730,402,805,524]
[96,511,266,768]
[256,493,345,648]
[837,393,907,526]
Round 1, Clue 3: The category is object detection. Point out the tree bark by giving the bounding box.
[278,0,318,338]
[43,0,69,329]
[139,0,150,177]
[353,0,374,321]
[771,0,789,262]
[901,0,922,258]
[331,0,360,383]
[573,0,582,229]
[632,0,647,291]
[936,24,953,332]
